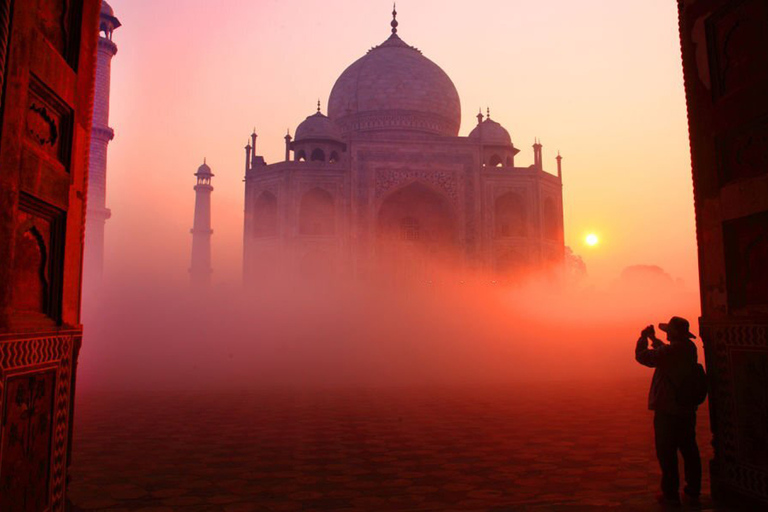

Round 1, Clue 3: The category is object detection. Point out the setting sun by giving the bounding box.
[586,233,599,246]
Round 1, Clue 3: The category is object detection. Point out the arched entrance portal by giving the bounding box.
[376,182,458,281]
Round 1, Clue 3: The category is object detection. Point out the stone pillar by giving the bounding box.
[678,0,768,506]
[84,1,120,282]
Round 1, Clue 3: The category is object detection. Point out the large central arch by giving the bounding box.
[376,181,458,279]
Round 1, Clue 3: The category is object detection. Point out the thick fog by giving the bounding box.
[79,256,700,392]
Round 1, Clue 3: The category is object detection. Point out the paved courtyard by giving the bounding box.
[68,379,727,511]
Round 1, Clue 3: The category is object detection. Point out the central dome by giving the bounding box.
[328,33,461,137]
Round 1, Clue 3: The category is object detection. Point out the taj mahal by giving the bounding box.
[240,9,564,283]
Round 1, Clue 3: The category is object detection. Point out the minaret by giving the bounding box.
[84,1,120,281]
[533,138,543,170]
[190,160,214,288]
[250,130,258,169]
[284,129,292,161]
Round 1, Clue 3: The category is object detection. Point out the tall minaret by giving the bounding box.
[190,160,214,287]
[84,1,120,281]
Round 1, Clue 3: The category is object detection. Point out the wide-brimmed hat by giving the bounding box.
[659,316,696,339]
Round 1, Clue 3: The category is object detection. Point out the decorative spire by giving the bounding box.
[486,107,491,119]
[476,108,484,125]
[317,99,321,113]
[284,129,292,162]
[391,3,398,34]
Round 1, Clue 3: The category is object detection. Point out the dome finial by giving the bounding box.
[477,108,484,125]
[317,99,321,113]
[391,3,398,34]
[487,107,491,119]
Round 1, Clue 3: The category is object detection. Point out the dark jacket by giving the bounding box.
[635,337,698,415]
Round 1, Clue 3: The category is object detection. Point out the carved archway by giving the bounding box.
[299,188,335,235]
[543,197,558,240]
[495,192,527,237]
[376,181,457,279]
[253,191,278,237]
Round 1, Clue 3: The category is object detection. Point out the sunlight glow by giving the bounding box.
[586,234,599,246]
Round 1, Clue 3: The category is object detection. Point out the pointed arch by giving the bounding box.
[543,197,559,240]
[489,154,503,167]
[253,191,278,237]
[377,182,456,245]
[299,188,335,235]
[376,181,458,279]
[495,192,527,237]
[310,148,325,162]
[12,226,48,312]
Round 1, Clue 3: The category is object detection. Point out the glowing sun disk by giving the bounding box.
[586,234,599,246]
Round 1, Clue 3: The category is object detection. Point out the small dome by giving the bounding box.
[100,0,121,30]
[469,118,512,145]
[294,111,343,143]
[101,1,114,16]
[196,161,213,176]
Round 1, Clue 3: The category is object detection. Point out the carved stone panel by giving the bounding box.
[704,323,768,501]
[730,349,768,468]
[717,114,768,185]
[37,0,82,67]
[11,216,50,315]
[0,334,78,512]
[0,370,56,512]
[723,210,768,310]
[375,168,458,205]
[12,195,66,325]
[26,77,73,168]
[708,0,768,99]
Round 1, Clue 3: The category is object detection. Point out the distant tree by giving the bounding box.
[617,265,684,290]
[565,246,587,281]
[620,264,675,289]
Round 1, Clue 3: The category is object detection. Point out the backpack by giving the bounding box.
[673,363,708,407]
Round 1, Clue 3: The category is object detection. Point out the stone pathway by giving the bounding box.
[68,380,734,511]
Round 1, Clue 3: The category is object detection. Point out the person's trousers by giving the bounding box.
[654,410,702,498]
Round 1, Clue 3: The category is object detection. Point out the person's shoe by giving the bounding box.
[656,492,682,507]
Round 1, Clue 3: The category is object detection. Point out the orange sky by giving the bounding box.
[103,0,696,289]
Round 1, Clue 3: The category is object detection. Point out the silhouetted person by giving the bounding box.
[635,316,702,507]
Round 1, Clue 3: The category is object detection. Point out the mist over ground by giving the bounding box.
[79,262,700,392]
